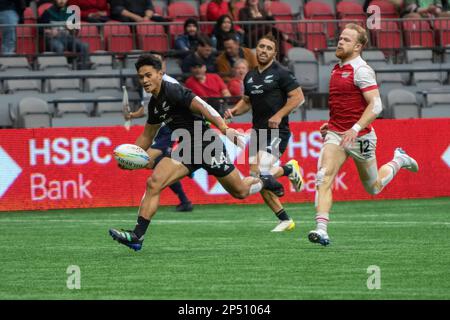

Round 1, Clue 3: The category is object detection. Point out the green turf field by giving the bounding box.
[0,198,449,300]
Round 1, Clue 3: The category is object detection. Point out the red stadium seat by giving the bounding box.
[371,20,402,55]
[78,24,103,52]
[265,1,295,34]
[23,7,36,24]
[297,21,328,52]
[402,20,434,48]
[38,2,52,17]
[434,19,450,47]
[199,2,208,20]
[153,5,163,16]
[16,26,37,55]
[368,0,399,18]
[337,1,366,21]
[303,1,336,39]
[103,22,133,53]
[168,2,198,38]
[136,23,169,52]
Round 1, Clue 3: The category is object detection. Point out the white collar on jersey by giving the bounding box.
[339,55,364,68]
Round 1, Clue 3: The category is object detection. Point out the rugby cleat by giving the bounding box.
[176,201,193,212]
[271,219,296,232]
[285,159,304,192]
[260,174,285,197]
[109,228,144,251]
[308,229,331,246]
[394,148,419,172]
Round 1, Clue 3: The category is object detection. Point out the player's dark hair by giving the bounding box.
[197,34,213,47]
[258,33,278,52]
[223,33,239,43]
[135,54,162,71]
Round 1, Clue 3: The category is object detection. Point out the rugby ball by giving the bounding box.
[113,144,150,169]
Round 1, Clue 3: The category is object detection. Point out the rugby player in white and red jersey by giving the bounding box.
[308,24,419,246]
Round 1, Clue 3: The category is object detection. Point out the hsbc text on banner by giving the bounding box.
[0,119,449,211]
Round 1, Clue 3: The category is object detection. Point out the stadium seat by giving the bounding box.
[23,6,37,24]
[422,93,450,118]
[264,1,295,34]
[387,88,420,119]
[18,97,51,128]
[78,23,103,52]
[322,50,340,65]
[86,77,121,92]
[336,1,366,20]
[371,20,402,55]
[297,21,328,52]
[405,49,433,64]
[37,55,71,71]
[433,19,450,47]
[16,26,37,55]
[96,96,123,115]
[165,57,183,77]
[305,109,329,121]
[136,23,169,52]
[288,47,319,91]
[282,0,304,17]
[48,75,81,93]
[5,79,41,94]
[168,2,198,37]
[368,0,400,18]
[303,1,336,39]
[0,56,31,72]
[170,0,199,14]
[153,0,167,15]
[413,65,445,90]
[55,99,90,117]
[402,20,434,48]
[90,52,114,71]
[103,22,133,53]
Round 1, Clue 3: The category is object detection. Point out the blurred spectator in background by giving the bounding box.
[402,0,450,17]
[207,0,231,21]
[216,34,256,82]
[0,0,24,54]
[110,0,169,23]
[227,59,249,96]
[68,0,110,22]
[239,0,298,61]
[39,0,90,68]
[175,18,201,53]
[185,58,231,100]
[210,14,244,51]
[229,0,245,20]
[182,35,217,73]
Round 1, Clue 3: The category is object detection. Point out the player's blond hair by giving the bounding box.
[344,23,368,48]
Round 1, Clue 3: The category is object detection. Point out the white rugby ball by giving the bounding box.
[113,144,150,169]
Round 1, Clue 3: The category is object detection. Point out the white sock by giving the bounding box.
[315,213,329,233]
[249,181,263,195]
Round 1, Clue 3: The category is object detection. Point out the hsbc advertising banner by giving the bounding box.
[0,119,449,211]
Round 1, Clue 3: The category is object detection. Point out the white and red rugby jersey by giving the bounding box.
[328,55,378,136]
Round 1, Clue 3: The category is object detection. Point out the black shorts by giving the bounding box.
[151,125,173,156]
[249,129,291,158]
[171,133,235,178]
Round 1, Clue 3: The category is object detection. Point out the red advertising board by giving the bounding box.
[0,119,449,211]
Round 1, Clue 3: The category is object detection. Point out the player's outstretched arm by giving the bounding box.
[190,96,245,148]
[135,123,161,151]
[224,96,252,119]
[268,87,304,128]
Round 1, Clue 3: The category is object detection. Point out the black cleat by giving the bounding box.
[176,201,193,212]
[260,174,285,197]
[109,228,144,251]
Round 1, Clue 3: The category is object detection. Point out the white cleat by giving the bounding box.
[308,229,331,246]
[285,159,304,192]
[394,148,419,172]
[271,219,296,232]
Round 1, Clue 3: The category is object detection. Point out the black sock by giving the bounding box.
[169,181,190,204]
[282,165,293,177]
[133,216,150,238]
[276,209,290,221]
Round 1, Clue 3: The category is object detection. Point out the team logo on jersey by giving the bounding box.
[160,114,167,120]
[247,77,254,84]
[264,74,274,83]
[154,107,158,114]
[251,84,264,94]
[341,72,351,78]
[253,85,263,89]
[162,101,170,112]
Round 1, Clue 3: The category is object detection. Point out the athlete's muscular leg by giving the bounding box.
[139,158,190,220]
[316,144,348,214]
[255,151,285,213]
[355,158,398,195]
[146,148,163,169]
[217,168,261,199]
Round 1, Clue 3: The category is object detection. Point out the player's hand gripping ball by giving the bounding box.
[113,144,150,170]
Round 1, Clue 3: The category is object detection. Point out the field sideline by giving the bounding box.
[0,198,449,300]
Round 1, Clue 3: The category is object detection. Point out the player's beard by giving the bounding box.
[257,54,274,67]
[335,47,350,60]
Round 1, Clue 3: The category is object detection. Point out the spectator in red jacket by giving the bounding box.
[68,0,109,22]
[207,0,231,21]
[185,58,231,98]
